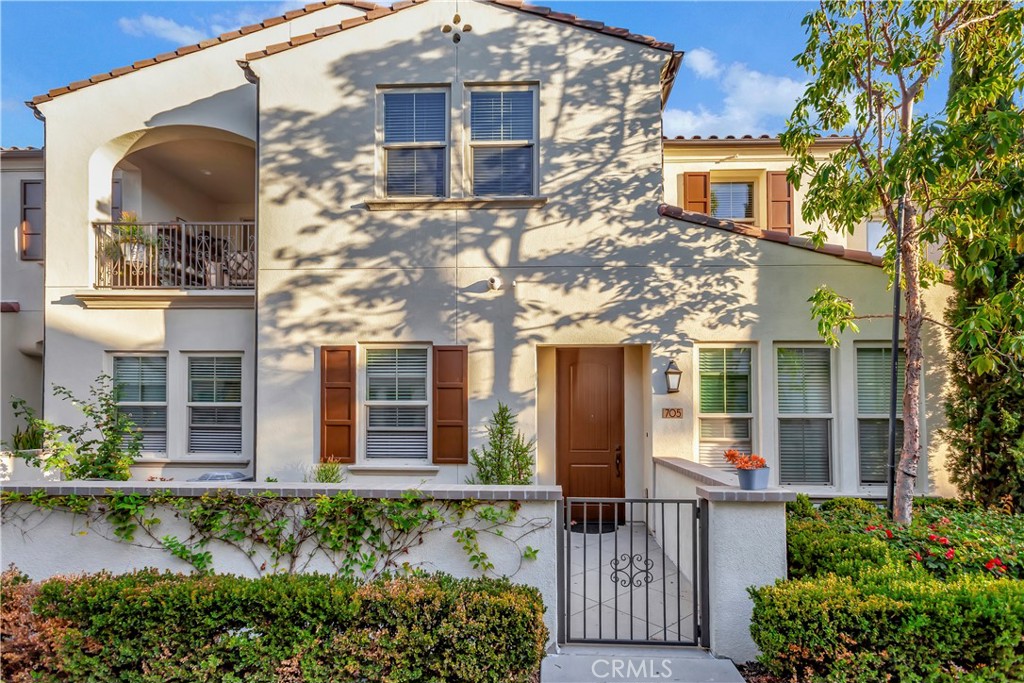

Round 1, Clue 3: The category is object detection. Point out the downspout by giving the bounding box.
[237,60,260,479]
[25,100,46,420]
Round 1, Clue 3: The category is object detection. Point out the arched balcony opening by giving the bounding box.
[93,127,255,290]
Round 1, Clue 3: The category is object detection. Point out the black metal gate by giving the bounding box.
[557,497,709,647]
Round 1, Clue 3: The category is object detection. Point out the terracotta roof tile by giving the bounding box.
[664,133,853,146]
[658,204,885,268]
[29,0,383,105]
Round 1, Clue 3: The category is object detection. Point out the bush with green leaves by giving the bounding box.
[0,568,547,683]
[786,495,1022,580]
[468,403,535,485]
[750,565,1024,682]
[7,376,139,481]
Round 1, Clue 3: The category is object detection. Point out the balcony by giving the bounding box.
[94,222,255,290]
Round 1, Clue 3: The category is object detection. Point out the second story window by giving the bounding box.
[710,181,754,221]
[20,180,44,261]
[383,91,448,197]
[470,89,536,196]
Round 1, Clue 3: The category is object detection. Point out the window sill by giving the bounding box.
[132,457,251,467]
[75,289,254,310]
[364,197,548,212]
[346,464,441,476]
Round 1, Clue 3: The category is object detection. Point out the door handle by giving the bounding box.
[615,445,622,478]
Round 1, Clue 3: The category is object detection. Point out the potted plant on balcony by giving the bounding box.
[724,449,769,490]
[103,211,159,285]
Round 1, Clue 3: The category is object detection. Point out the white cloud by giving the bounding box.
[683,47,721,79]
[117,15,207,45]
[118,2,306,46]
[666,48,807,138]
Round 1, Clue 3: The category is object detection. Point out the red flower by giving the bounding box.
[938,537,949,545]
[928,534,938,541]
[940,517,951,525]
[885,529,894,539]
[866,525,878,532]
[912,552,922,561]
[945,548,955,560]
[985,558,1004,570]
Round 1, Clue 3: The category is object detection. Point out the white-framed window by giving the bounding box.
[469,87,537,196]
[776,346,834,485]
[697,346,754,469]
[112,354,168,453]
[363,346,431,459]
[710,181,754,221]
[856,346,906,485]
[382,90,448,197]
[186,355,243,454]
[867,220,887,256]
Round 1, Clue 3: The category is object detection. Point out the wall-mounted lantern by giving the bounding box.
[664,360,682,394]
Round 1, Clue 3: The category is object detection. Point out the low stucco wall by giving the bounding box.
[654,457,793,664]
[1,482,561,643]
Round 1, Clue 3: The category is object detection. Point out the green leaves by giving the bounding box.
[467,403,536,485]
[808,285,861,347]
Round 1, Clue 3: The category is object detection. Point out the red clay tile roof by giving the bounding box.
[29,0,382,106]
[658,204,884,267]
[664,134,853,147]
[0,146,44,158]
[487,0,675,52]
[245,0,677,62]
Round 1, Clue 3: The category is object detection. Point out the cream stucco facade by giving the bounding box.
[5,0,953,498]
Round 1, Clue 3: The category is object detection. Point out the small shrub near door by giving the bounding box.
[468,403,536,485]
[0,568,547,683]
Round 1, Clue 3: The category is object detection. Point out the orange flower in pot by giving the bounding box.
[723,449,769,490]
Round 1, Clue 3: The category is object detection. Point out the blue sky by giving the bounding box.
[0,1,945,148]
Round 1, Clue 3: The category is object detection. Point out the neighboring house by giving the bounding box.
[0,147,45,442]
[6,0,953,498]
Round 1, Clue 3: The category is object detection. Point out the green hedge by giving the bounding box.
[2,569,547,683]
[750,566,1024,682]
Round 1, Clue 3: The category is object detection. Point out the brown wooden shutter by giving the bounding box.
[433,345,468,464]
[681,172,710,214]
[767,172,794,233]
[321,346,356,463]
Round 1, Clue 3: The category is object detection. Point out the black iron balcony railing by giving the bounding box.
[94,222,255,289]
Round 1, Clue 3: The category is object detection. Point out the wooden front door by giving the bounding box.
[556,347,625,515]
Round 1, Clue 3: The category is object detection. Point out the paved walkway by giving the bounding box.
[567,523,695,643]
[542,645,743,683]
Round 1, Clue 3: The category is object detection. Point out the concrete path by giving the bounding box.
[541,645,743,683]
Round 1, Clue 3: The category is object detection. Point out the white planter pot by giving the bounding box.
[0,449,62,482]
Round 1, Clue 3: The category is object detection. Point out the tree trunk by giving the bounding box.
[894,207,924,524]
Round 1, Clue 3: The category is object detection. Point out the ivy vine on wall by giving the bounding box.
[0,489,548,579]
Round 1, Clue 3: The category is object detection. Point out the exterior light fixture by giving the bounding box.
[664,360,682,394]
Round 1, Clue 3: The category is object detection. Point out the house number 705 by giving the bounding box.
[662,408,683,419]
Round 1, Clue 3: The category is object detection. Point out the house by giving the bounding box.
[3,0,953,499]
[1,147,45,442]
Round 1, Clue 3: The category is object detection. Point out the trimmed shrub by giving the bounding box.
[750,566,1024,682]
[3,570,547,683]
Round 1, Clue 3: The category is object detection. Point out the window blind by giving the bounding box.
[777,348,832,413]
[471,91,533,141]
[857,348,906,484]
[383,92,446,197]
[383,92,445,143]
[366,348,429,459]
[699,348,751,414]
[471,90,535,197]
[698,417,752,470]
[188,356,242,454]
[113,356,167,452]
[779,418,831,484]
[777,348,832,484]
[710,182,753,220]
